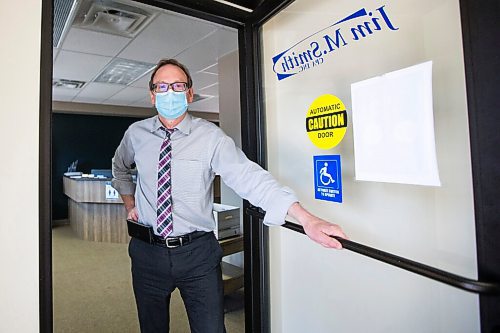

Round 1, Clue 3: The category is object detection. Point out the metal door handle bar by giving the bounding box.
[246,207,499,294]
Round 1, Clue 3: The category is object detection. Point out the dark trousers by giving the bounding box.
[128,232,225,333]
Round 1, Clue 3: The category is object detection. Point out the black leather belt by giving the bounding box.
[151,231,208,248]
[127,219,210,248]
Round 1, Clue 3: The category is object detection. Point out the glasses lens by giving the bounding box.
[171,82,187,92]
[154,83,169,93]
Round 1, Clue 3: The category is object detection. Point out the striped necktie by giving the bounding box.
[157,127,174,238]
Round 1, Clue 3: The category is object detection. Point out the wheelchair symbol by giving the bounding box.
[319,162,335,186]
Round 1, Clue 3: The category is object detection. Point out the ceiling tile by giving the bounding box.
[60,28,132,56]
[130,72,152,88]
[118,12,218,63]
[72,82,124,104]
[176,34,220,73]
[191,72,218,90]
[105,86,150,106]
[52,94,76,102]
[52,86,80,102]
[53,47,60,62]
[175,28,236,74]
[201,63,218,74]
[198,83,218,96]
[190,96,219,112]
[130,96,154,108]
[216,28,239,57]
[53,50,112,81]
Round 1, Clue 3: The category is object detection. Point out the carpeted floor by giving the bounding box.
[52,224,244,333]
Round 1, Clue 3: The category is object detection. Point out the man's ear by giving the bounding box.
[186,88,194,103]
[150,91,155,106]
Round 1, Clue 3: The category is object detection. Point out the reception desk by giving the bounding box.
[63,176,129,243]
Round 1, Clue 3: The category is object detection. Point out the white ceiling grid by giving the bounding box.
[52,1,238,113]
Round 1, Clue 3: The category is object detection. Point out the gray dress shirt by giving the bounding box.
[112,113,298,236]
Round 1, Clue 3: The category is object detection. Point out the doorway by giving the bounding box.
[46,0,255,331]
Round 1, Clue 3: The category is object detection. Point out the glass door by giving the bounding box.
[261,1,479,332]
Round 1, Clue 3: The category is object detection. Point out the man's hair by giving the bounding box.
[148,58,193,91]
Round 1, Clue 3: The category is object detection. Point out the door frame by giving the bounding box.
[39,0,499,332]
[459,1,500,331]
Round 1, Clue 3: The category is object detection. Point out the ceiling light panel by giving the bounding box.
[94,58,155,85]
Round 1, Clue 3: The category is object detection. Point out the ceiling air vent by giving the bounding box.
[72,0,155,38]
[53,79,86,89]
[53,0,78,47]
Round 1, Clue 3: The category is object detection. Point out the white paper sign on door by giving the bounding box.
[351,61,441,186]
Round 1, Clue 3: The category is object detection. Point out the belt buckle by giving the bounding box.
[165,237,182,248]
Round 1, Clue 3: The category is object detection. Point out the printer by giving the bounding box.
[212,203,241,239]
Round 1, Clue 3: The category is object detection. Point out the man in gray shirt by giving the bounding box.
[112,58,346,333]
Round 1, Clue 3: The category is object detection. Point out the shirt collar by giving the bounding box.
[175,112,192,135]
[150,113,192,136]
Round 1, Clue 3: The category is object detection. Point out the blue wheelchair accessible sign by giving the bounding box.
[313,155,342,203]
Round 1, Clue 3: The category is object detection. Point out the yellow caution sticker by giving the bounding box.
[306,94,347,149]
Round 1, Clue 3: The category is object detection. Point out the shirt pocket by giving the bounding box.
[171,159,203,205]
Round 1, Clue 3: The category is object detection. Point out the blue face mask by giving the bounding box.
[155,91,188,120]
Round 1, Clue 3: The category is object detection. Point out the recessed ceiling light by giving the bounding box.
[94,58,155,85]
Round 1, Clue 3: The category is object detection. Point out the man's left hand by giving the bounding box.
[287,202,347,249]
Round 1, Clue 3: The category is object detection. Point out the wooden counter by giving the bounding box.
[63,176,129,243]
[219,235,244,295]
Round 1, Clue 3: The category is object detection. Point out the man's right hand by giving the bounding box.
[127,207,139,221]
[121,194,138,221]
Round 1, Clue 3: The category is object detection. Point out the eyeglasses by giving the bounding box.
[151,82,188,93]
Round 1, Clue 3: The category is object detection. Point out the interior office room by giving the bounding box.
[0,0,499,333]
[51,0,245,331]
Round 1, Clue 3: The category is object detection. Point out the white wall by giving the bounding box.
[263,0,479,332]
[0,0,42,332]
[218,50,243,267]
